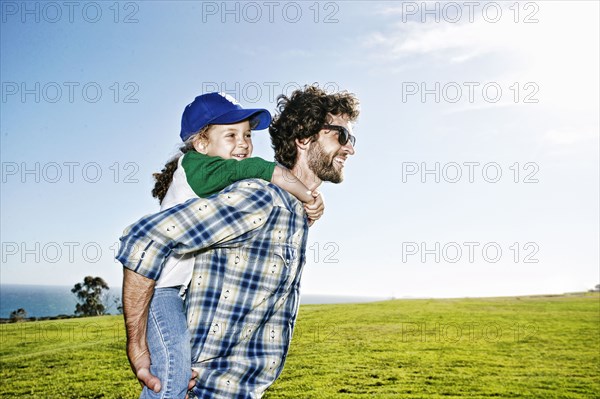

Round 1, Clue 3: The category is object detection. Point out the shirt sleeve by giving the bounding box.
[116,180,273,280]
[182,152,277,198]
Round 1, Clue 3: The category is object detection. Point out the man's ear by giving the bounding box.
[295,137,312,151]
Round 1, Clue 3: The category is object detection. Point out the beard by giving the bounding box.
[307,141,344,183]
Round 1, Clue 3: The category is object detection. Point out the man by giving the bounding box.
[117,85,359,398]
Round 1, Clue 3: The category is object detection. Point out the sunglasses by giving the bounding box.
[322,124,356,147]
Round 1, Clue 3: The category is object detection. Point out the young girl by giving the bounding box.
[140,92,322,399]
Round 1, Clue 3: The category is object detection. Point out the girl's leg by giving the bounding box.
[140,287,192,399]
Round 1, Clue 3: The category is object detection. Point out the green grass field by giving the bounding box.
[1,293,598,398]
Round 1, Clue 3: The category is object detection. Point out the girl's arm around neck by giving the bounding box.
[271,165,313,203]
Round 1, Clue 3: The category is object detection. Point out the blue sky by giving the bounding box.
[1,1,598,298]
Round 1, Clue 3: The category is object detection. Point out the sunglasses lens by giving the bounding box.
[324,125,355,147]
[339,128,355,147]
[339,130,348,145]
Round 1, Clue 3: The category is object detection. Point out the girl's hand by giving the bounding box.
[304,191,324,226]
[185,370,198,399]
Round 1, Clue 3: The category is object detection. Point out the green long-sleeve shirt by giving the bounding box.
[181,151,277,198]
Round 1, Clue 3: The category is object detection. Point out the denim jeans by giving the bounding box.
[140,287,192,399]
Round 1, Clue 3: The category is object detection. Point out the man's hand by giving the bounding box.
[127,344,161,392]
[122,269,160,392]
[304,191,325,226]
[185,370,198,399]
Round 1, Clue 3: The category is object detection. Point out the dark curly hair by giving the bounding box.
[269,84,360,169]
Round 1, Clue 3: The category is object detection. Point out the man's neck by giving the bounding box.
[291,159,322,192]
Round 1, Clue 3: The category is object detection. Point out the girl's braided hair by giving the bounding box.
[151,126,210,203]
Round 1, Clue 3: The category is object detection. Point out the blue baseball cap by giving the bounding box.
[180,92,272,141]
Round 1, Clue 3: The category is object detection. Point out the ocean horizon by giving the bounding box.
[0,284,387,319]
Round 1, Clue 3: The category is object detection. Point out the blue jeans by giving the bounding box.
[140,287,192,399]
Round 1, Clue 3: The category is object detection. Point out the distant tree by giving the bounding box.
[594,284,600,292]
[71,276,110,316]
[10,308,27,322]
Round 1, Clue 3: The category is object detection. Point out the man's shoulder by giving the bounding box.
[207,178,275,208]
[224,179,304,217]
[221,179,300,208]
[221,178,275,193]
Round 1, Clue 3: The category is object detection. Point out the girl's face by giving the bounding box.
[196,120,253,160]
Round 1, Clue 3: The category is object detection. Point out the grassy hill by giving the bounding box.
[1,293,598,398]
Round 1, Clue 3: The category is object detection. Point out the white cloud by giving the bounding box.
[360,2,599,115]
[362,10,539,63]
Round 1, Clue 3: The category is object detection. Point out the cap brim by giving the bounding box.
[209,109,271,130]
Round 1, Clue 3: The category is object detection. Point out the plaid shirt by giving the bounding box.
[116,179,308,398]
